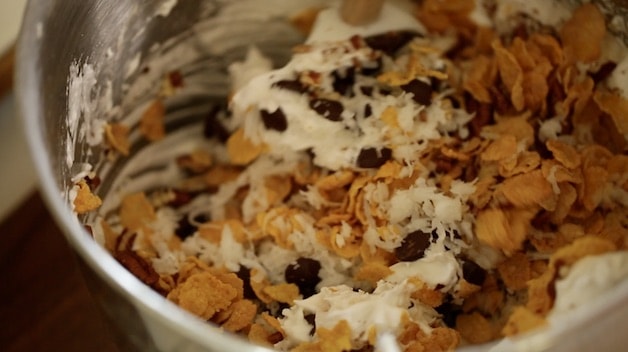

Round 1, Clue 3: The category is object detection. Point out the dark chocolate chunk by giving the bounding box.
[236,266,257,300]
[361,57,383,76]
[192,212,210,224]
[309,98,344,122]
[364,31,421,55]
[462,260,487,286]
[364,104,373,118]
[203,105,230,142]
[304,314,316,335]
[379,87,393,96]
[272,79,308,94]
[591,61,617,84]
[285,257,322,298]
[175,216,197,240]
[401,79,433,106]
[430,228,440,243]
[394,230,431,262]
[360,86,374,97]
[260,108,288,131]
[332,67,356,97]
[356,147,392,168]
[435,301,462,328]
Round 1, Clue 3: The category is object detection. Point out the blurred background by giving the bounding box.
[0,2,121,351]
[0,0,35,222]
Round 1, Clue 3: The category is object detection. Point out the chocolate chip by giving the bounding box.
[462,260,487,286]
[332,67,356,97]
[192,212,210,224]
[430,228,440,243]
[175,216,197,240]
[364,31,421,55]
[360,86,374,97]
[236,266,257,300]
[272,79,308,94]
[356,147,392,168]
[260,108,288,131]
[591,61,617,84]
[379,87,393,96]
[394,230,431,262]
[361,58,383,76]
[401,79,433,106]
[304,314,316,335]
[203,105,230,142]
[309,98,343,122]
[364,104,373,118]
[285,257,321,298]
[435,301,462,328]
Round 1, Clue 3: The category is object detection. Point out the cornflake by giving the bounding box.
[104,122,131,156]
[73,180,102,214]
[140,99,166,141]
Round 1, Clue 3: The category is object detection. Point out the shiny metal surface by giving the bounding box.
[15,0,628,351]
[16,1,273,351]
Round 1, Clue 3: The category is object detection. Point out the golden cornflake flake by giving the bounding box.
[355,262,393,285]
[177,148,213,174]
[104,122,131,156]
[250,269,273,304]
[222,299,257,332]
[481,134,517,162]
[119,192,156,232]
[546,139,581,170]
[316,320,353,352]
[140,99,166,141]
[593,90,628,136]
[496,252,531,291]
[73,180,102,214]
[502,306,547,337]
[248,323,274,347]
[227,128,266,165]
[167,272,237,320]
[456,312,494,344]
[315,170,355,191]
[475,207,535,255]
[560,3,606,64]
[495,170,554,208]
[263,283,300,304]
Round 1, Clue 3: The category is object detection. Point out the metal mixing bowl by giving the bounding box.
[15,0,628,351]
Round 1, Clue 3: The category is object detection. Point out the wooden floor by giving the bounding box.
[0,191,121,351]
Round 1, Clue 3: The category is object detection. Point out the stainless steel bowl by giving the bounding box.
[16,0,628,351]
